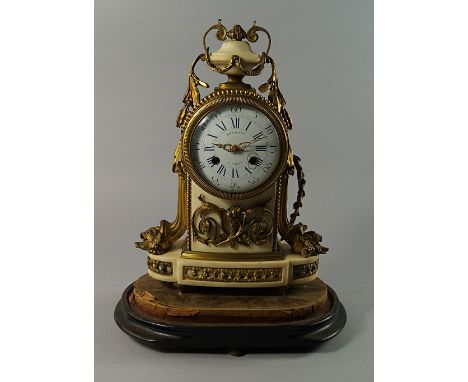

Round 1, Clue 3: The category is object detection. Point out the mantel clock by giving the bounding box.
[115,21,346,352]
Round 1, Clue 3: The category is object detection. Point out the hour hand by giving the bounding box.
[214,143,231,151]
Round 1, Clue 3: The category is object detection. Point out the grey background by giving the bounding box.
[95,0,373,381]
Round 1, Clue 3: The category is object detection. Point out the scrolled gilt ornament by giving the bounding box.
[289,154,306,225]
[259,56,292,130]
[192,195,274,248]
[202,20,270,76]
[206,52,268,76]
[293,259,319,280]
[278,155,329,258]
[246,21,271,54]
[135,172,188,255]
[176,54,209,128]
[288,222,328,258]
[287,148,295,175]
[203,19,228,43]
[183,265,282,283]
[172,140,185,174]
[147,257,173,276]
[135,220,172,255]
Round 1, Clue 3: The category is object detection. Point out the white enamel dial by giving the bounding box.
[190,104,282,193]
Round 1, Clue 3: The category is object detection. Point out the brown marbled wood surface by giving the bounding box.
[131,274,330,324]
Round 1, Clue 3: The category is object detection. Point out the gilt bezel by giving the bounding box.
[181,89,289,200]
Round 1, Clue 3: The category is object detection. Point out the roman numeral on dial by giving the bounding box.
[231,118,240,129]
[216,165,226,176]
[215,122,227,131]
[253,132,266,140]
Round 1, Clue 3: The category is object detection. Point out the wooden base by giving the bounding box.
[114,274,346,353]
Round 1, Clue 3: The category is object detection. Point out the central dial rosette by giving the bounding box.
[189,104,282,194]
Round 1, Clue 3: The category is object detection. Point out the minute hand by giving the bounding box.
[238,138,263,149]
[214,143,243,153]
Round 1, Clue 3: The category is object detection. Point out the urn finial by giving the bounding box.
[202,20,271,77]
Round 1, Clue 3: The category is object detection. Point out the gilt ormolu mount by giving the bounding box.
[115,20,346,352]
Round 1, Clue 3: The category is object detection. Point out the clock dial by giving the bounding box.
[190,104,282,193]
